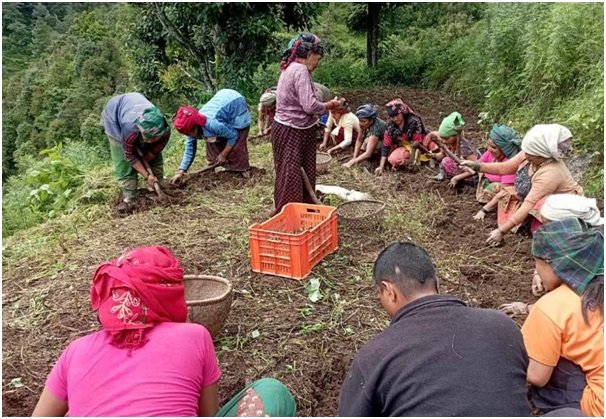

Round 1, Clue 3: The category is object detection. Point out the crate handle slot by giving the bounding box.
[306,208,321,214]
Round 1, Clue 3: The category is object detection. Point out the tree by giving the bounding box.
[347,3,387,68]
[2,4,129,179]
[367,3,381,67]
[126,3,321,100]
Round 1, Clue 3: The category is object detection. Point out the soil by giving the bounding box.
[111,167,268,216]
[3,87,542,416]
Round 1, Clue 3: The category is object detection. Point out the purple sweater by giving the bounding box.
[274,62,327,128]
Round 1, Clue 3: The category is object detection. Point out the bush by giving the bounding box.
[372,57,425,87]
[2,141,113,236]
[313,57,374,90]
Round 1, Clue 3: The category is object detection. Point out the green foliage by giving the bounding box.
[3,144,79,235]
[126,3,321,101]
[2,141,113,237]
[24,144,83,215]
[314,57,373,90]
[2,5,129,179]
[582,165,605,200]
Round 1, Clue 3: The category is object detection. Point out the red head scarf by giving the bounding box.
[174,106,207,135]
[90,246,187,350]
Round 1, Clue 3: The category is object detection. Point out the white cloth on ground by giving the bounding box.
[315,184,372,201]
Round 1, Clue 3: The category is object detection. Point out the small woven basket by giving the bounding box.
[316,152,332,174]
[184,274,233,337]
[337,200,386,230]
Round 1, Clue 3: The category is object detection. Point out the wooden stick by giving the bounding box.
[248,132,267,141]
[300,167,322,205]
[137,149,168,202]
[433,137,476,174]
[186,162,220,177]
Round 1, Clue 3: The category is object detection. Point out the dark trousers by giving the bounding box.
[530,358,586,414]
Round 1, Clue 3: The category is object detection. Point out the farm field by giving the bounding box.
[1,87,544,416]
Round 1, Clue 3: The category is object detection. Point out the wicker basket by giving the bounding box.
[316,152,332,174]
[337,200,386,230]
[183,274,233,337]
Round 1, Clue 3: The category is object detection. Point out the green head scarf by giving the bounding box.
[438,112,465,137]
[532,218,604,295]
[136,107,169,140]
[489,124,522,159]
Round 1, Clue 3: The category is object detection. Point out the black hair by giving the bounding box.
[581,275,604,325]
[373,241,438,296]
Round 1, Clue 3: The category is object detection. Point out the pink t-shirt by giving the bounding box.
[479,151,515,184]
[45,322,221,417]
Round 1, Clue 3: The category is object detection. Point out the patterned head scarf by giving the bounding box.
[532,218,604,295]
[385,98,417,117]
[438,112,465,137]
[174,105,207,135]
[489,124,522,158]
[356,104,378,120]
[91,246,188,350]
[136,107,169,140]
[521,124,572,160]
[280,32,324,71]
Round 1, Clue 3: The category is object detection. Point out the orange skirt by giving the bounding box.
[497,187,548,234]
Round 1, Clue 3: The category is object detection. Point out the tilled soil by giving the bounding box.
[3,87,539,416]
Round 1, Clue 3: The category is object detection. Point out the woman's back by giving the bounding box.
[46,322,220,417]
[522,284,604,416]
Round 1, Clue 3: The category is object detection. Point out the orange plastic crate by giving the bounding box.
[249,203,338,279]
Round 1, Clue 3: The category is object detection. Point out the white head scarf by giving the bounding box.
[259,90,277,107]
[541,194,604,226]
[521,124,572,160]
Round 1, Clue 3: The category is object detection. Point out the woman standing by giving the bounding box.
[271,32,341,213]
[258,82,331,137]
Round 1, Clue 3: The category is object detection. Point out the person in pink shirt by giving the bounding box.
[465,125,522,220]
[32,246,296,417]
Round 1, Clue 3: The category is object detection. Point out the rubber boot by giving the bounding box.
[431,166,446,181]
[122,188,137,203]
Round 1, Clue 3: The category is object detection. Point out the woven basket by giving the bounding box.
[184,274,233,337]
[337,200,386,230]
[316,152,332,174]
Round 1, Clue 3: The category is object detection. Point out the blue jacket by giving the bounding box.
[179,89,251,171]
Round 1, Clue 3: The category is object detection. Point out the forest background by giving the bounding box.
[2,2,604,237]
